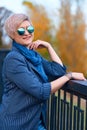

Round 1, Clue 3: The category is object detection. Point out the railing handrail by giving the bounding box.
[62,80,87,99]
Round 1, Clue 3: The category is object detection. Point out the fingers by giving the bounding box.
[71,72,86,81]
[28,40,48,50]
[28,41,39,50]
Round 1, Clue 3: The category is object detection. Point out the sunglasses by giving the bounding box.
[17,25,34,35]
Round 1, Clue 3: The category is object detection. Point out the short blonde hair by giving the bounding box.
[5,13,30,39]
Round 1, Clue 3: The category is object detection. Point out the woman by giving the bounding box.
[0,13,86,130]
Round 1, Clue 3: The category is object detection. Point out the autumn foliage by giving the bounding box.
[56,0,87,75]
[0,1,87,76]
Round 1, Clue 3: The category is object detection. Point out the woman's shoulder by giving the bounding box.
[4,50,25,62]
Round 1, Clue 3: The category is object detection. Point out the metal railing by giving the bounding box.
[47,80,87,130]
[0,50,87,130]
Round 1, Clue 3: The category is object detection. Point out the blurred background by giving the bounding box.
[0,0,87,76]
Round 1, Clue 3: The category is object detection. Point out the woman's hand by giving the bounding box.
[28,40,50,50]
[28,39,63,66]
[72,72,86,80]
[66,72,86,80]
[51,72,86,94]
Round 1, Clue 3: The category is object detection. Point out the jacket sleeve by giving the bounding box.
[4,53,51,100]
[42,57,67,81]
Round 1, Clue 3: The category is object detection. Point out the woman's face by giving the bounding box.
[14,20,34,47]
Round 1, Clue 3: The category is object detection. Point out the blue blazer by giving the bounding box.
[0,46,66,130]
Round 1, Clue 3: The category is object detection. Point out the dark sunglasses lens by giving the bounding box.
[17,28,25,35]
[27,26,34,33]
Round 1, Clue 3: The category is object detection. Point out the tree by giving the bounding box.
[56,0,87,75]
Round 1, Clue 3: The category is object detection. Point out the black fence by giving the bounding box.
[47,80,87,130]
[0,50,87,130]
[0,49,10,102]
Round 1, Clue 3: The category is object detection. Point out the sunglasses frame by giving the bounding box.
[17,25,34,36]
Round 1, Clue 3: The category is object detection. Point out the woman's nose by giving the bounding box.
[25,29,29,35]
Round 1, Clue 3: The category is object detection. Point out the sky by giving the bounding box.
[0,0,87,26]
[0,0,28,13]
[0,0,59,14]
[0,0,87,14]
[0,0,60,27]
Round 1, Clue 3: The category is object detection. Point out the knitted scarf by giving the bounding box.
[13,40,48,82]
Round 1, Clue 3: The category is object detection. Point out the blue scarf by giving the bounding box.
[13,40,48,82]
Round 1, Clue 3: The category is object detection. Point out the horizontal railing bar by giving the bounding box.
[62,80,87,99]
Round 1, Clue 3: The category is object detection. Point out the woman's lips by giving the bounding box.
[23,35,32,40]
